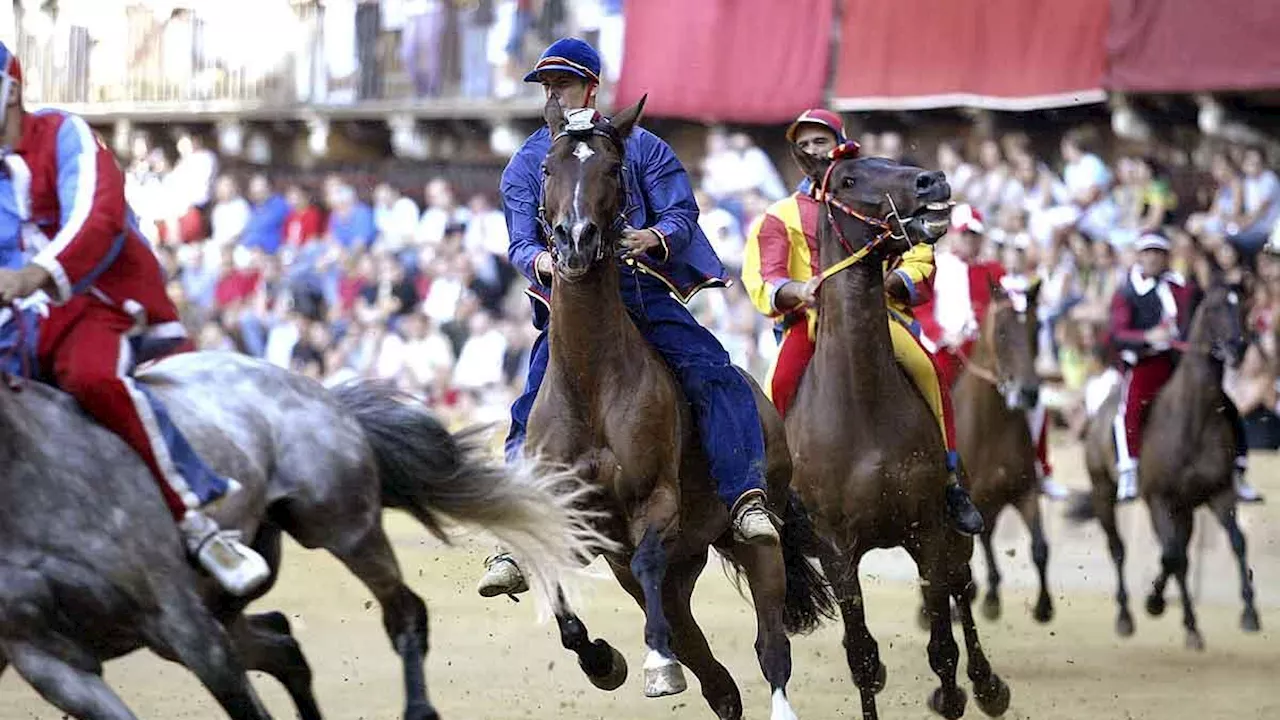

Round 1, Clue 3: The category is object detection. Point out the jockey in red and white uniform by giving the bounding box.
[1109,232,1263,502]
[0,44,269,595]
[918,205,1066,499]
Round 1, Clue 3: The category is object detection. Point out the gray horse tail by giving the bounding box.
[331,381,612,606]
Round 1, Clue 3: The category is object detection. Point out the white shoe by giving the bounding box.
[1235,474,1264,504]
[477,553,529,598]
[732,494,779,545]
[179,511,272,597]
[1040,475,1070,501]
[1116,467,1139,503]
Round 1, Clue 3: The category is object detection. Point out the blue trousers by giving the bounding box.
[506,275,767,509]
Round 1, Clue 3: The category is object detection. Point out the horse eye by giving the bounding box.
[842,176,856,188]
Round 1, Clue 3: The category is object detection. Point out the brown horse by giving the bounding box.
[1075,285,1261,648]
[787,150,1011,720]
[527,95,834,720]
[952,280,1054,624]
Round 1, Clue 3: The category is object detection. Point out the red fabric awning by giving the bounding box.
[1106,0,1280,93]
[613,0,833,124]
[831,0,1109,111]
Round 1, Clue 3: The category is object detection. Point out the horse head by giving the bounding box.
[540,94,646,281]
[1190,284,1246,367]
[794,149,953,261]
[981,278,1041,411]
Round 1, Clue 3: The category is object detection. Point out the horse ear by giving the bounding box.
[544,94,567,134]
[611,94,647,138]
[988,276,1006,300]
[794,150,831,186]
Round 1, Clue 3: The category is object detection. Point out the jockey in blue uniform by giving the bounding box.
[477,37,777,598]
[0,176,39,376]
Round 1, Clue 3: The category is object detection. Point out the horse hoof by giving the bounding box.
[973,675,1011,718]
[981,594,1001,621]
[1032,596,1054,624]
[1145,594,1166,617]
[1242,608,1261,633]
[1185,630,1205,652]
[928,686,968,720]
[585,644,628,691]
[404,701,440,720]
[1116,611,1135,638]
[643,652,687,698]
[871,662,887,694]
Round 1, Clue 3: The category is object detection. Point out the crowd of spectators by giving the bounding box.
[122,120,1280,444]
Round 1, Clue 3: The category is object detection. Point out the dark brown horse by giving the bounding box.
[528,95,834,720]
[787,150,1010,720]
[1075,285,1261,648]
[952,281,1054,624]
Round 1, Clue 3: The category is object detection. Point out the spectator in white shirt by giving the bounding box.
[415,177,470,247]
[373,182,421,254]
[452,310,508,390]
[1228,147,1280,256]
[172,133,218,210]
[695,189,744,274]
[209,175,251,247]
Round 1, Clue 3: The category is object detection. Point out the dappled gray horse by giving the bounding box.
[0,351,604,720]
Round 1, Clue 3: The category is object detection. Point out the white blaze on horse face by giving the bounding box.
[573,141,595,162]
[569,153,589,255]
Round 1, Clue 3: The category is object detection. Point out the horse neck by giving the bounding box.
[814,250,900,402]
[548,260,632,390]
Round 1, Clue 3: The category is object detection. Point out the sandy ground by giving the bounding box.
[2,439,1278,720]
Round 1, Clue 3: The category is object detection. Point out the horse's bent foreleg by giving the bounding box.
[3,642,138,720]
[330,524,438,720]
[630,524,685,697]
[978,529,1001,621]
[1210,494,1261,632]
[1016,492,1053,623]
[726,542,798,720]
[146,594,274,720]
[611,557,742,718]
[817,548,884,720]
[230,612,323,720]
[1097,500,1133,636]
[552,585,628,691]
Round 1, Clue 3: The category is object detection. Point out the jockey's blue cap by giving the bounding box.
[0,42,23,154]
[523,37,601,84]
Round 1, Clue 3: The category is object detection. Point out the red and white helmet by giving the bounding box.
[950,203,985,235]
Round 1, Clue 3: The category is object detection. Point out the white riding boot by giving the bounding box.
[179,508,271,597]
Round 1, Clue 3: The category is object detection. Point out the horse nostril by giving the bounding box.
[914,171,945,197]
[1022,386,1040,407]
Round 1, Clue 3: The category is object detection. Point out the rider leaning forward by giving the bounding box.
[476,37,781,599]
[740,108,985,536]
[0,44,270,596]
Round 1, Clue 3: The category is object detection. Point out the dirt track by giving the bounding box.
[3,439,1278,719]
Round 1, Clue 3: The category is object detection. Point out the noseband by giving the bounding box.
[808,153,915,296]
[537,120,631,265]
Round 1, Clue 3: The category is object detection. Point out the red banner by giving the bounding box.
[613,0,834,123]
[1106,0,1280,93]
[831,0,1109,111]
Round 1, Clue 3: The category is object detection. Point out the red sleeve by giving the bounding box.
[31,114,128,302]
[756,213,795,286]
[1110,290,1147,350]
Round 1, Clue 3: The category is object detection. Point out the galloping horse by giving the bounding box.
[952,281,1054,624]
[0,353,603,720]
[528,96,833,720]
[786,149,1011,720]
[1075,286,1261,648]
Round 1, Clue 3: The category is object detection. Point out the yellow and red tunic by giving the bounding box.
[741,190,957,459]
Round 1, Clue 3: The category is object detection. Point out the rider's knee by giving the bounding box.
[60,366,124,409]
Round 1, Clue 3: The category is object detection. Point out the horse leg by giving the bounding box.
[1209,493,1261,632]
[610,557,742,718]
[144,593,273,720]
[1016,492,1053,624]
[726,541,800,720]
[978,529,1002,621]
[230,612,323,720]
[630,523,686,697]
[945,544,1011,718]
[1168,508,1204,651]
[2,642,138,720]
[1144,497,1175,620]
[912,540,967,720]
[817,548,885,720]
[1098,501,1134,636]
[328,524,438,720]
[552,585,629,692]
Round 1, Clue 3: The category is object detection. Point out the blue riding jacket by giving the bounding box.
[0,175,39,375]
[501,125,729,327]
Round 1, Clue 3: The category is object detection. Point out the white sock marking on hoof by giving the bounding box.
[771,688,799,720]
[643,649,676,670]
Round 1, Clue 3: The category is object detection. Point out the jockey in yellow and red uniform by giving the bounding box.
[741,108,983,536]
